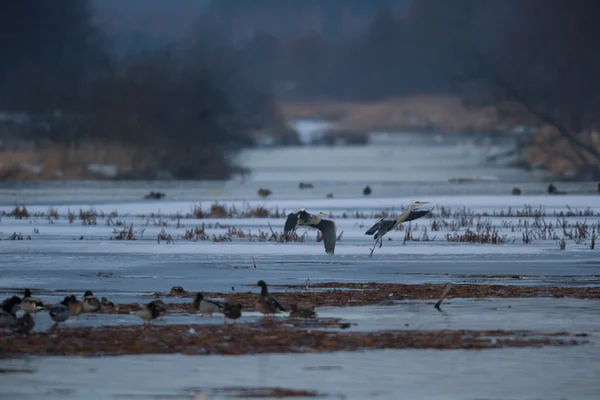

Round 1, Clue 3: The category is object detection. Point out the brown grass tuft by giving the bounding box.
[9,205,29,219]
[110,224,138,240]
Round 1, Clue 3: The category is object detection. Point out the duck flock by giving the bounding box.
[0,281,314,335]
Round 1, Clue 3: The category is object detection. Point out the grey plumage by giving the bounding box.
[222,303,243,323]
[49,297,71,324]
[284,209,337,255]
[365,201,431,240]
[11,312,34,334]
[0,296,21,332]
[256,280,286,316]
[193,293,221,317]
[365,201,432,257]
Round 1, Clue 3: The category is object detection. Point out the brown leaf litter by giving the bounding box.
[127,283,600,313]
[0,320,586,359]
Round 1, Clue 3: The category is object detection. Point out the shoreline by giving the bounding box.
[0,322,583,358]
[1,282,593,358]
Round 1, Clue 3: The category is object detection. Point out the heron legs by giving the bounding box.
[368,237,384,258]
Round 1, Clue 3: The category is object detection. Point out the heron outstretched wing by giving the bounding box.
[403,208,431,223]
[365,219,395,236]
[365,220,383,235]
[316,219,336,255]
[284,212,299,234]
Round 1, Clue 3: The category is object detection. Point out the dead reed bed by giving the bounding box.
[1,203,598,248]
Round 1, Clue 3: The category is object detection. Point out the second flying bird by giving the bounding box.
[284,209,337,255]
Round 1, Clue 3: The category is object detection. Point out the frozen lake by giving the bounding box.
[1,194,599,294]
[0,130,597,206]
[1,131,599,399]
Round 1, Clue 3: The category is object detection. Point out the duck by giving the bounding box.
[0,296,21,334]
[255,280,286,317]
[221,303,243,324]
[193,293,221,318]
[149,300,167,318]
[144,191,166,200]
[511,187,521,195]
[68,295,84,319]
[131,302,161,325]
[1,295,21,312]
[49,297,71,327]
[100,297,115,309]
[363,186,372,196]
[547,183,566,195]
[82,290,102,316]
[299,182,314,190]
[20,289,44,317]
[257,188,272,198]
[289,303,316,319]
[11,312,35,334]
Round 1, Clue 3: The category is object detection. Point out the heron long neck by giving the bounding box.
[396,205,417,224]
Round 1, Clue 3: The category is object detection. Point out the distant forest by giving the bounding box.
[0,0,293,179]
[211,0,600,177]
[1,0,599,179]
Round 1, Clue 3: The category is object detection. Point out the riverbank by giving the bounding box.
[280,95,600,179]
[280,95,508,141]
[0,142,244,182]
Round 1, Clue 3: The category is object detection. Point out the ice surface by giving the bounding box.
[1,194,599,298]
[4,194,599,215]
[1,189,600,399]
[318,297,600,333]
[2,343,599,400]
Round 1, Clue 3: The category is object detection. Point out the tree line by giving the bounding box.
[2,0,598,179]
[233,0,600,178]
[0,0,292,180]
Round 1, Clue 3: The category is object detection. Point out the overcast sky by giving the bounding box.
[91,0,210,38]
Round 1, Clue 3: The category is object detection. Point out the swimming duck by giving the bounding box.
[221,302,243,324]
[100,297,115,309]
[144,191,166,200]
[49,297,71,326]
[257,188,272,198]
[68,295,84,319]
[11,312,35,334]
[20,289,44,317]
[363,186,372,196]
[289,303,316,319]
[82,290,102,316]
[255,280,286,317]
[131,302,161,325]
[0,296,21,334]
[193,293,221,318]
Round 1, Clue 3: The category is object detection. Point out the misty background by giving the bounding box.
[1,0,598,183]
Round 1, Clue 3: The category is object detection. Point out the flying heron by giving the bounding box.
[365,201,432,257]
[284,209,337,255]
